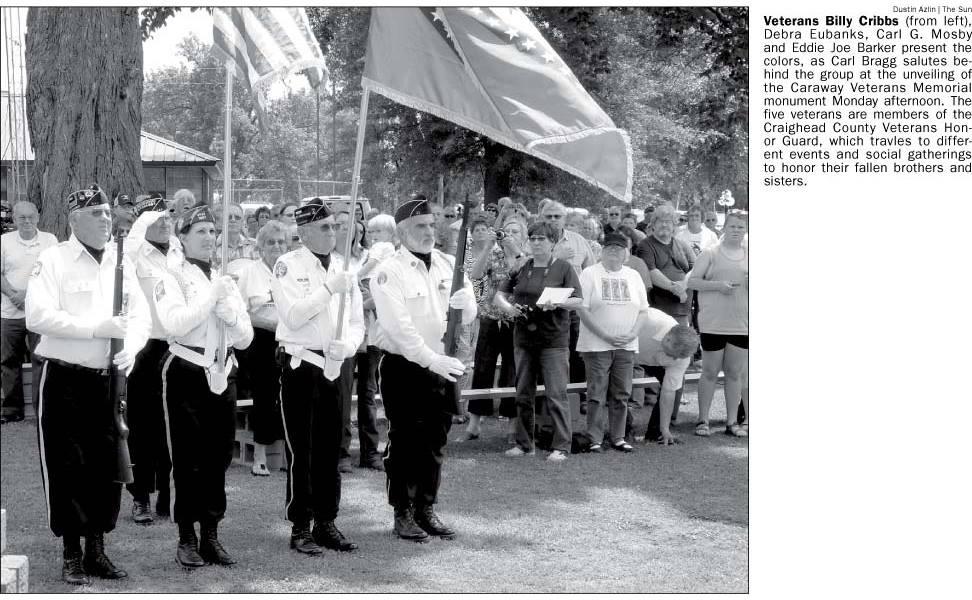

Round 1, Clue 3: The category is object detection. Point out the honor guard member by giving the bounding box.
[26,184,152,584]
[369,197,477,542]
[154,205,253,568]
[270,198,363,555]
[123,193,175,524]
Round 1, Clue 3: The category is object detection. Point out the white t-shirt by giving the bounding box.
[1,230,58,318]
[676,226,718,257]
[636,308,691,392]
[576,263,650,353]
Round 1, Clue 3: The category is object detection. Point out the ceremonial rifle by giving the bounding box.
[110,231,134,484]
[441,195,473,415]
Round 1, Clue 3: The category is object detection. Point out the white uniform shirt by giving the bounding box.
[270,246,364,351]
[25,235,152,369]
[236,258,277,330]
[153,259,252,354]
[130,239,172,340]
[1,230,58,319]
[369,247,475,368]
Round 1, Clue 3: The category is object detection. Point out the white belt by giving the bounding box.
[169,342,235,394]
[282,344,328,371]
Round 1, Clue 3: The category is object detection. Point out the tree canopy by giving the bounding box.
[140,7,748,213]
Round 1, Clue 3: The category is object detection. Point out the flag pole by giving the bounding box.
[217,60,234,372]
[334,88,371,341]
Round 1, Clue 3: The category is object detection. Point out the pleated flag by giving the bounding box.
[213,7,327,118]
[362,7,633,202]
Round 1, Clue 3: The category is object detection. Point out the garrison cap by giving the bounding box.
[134,193,167,217]
[294,197,333,226]
[177,205,214,234]
[67,184,110,212]
[394,198,432,223]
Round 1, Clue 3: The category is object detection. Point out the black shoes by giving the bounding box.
[62,551,90,585]
[393,506,429,542]
[290,524,323,555]
[359,455,385,471]
[199,524,236,566]
[176,525,205,568]
[132,499,153,524]
[83,534,128,579]
[414,505,456,539]
[312,521,357,552]
[0,413,24,424]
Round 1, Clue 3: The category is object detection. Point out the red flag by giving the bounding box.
[363,7,633,202]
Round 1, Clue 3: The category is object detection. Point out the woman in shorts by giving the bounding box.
[687,210,749,437]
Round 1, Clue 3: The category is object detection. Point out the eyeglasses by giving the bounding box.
[444,214,457,219]
[264,239,288,247]
[544,214,563,220]
[227,214,243,222]
[291,236,301,242]
[608,213,620,217]
[528,235,550,242]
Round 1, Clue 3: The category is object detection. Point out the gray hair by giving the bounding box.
[256,219,289,247]
[540,198,566,214]
[651,203,677,226]
[12,200,38,216]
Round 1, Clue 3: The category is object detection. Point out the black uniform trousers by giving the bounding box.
[161,353,236,526]
[126,338,171,501]
[279,354,343,525]
[236,328,283,445]
[378,352,452,509]
[36,359,121,537]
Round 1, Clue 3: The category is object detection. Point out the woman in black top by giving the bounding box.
[494,222,582,462]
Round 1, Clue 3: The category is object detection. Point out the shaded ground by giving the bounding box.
[0,386,747,593]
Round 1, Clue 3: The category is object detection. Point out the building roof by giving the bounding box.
[1,94,218,166]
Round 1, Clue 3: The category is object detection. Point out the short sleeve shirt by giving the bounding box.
[500,258,581,348]
[636,235,693,317]
[1,230,58,318]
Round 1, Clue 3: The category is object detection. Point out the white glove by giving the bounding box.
[112,348,136,375]
[327,338,358,362]
[94,316,127,339]
[325,270,353,294]
[214,298,238,325]
[449,287,475,312]
[207,276,232,304]
[429,354,466,383]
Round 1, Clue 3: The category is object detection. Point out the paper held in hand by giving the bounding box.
[536,287,574,306]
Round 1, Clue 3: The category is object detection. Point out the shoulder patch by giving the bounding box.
[154,280,166,301]
[274,262,288,278]
[377,271,388,286]
[30,261,42,278]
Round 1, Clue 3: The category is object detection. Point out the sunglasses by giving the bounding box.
[528,235,550,242]
[444,214,457,219]
[608,213,620,217]
[226,214,243,222]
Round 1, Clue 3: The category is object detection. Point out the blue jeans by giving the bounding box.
[513,346,571,452]
[582,350,634,445]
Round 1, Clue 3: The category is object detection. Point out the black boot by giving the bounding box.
[290,523,323,555]
[156,487,171,518]
[132,498,153,524]
[199,523,236,566]
[414,505,456,539]
[83,533,128,579]
[62,537,90,585]
[393,505,429,542]
[312,520,357,552]
[176,523,205,568]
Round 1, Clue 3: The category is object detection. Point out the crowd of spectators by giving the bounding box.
[2,188,748,458]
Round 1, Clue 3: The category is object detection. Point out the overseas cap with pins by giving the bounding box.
[177,205,214,234]
[294,197,333,226]
[394,198,432,223]
[134,193,167,217]
[67,184,110,212]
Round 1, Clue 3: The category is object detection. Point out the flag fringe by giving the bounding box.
[363,77,632,203]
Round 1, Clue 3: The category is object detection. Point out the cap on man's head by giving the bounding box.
[67,184,109,212]
[134,193,166,217]
[602,232,628,249]
[114,193,134,208]
[294,197,333,226]
[177,205,214,234]
[394,198,432,223]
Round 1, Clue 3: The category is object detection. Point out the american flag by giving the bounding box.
[212,7,326,114]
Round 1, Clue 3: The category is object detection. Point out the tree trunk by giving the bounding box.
[25,8,144,239]
[482,140,514,204]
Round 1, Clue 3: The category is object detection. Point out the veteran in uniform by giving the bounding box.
[123,193,175,524]
[270,198,362,555]
[26,184,152,584]
[370,197,477,542]
[154,205,253,568]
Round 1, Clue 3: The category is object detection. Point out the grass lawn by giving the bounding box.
[0,386,747,593]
